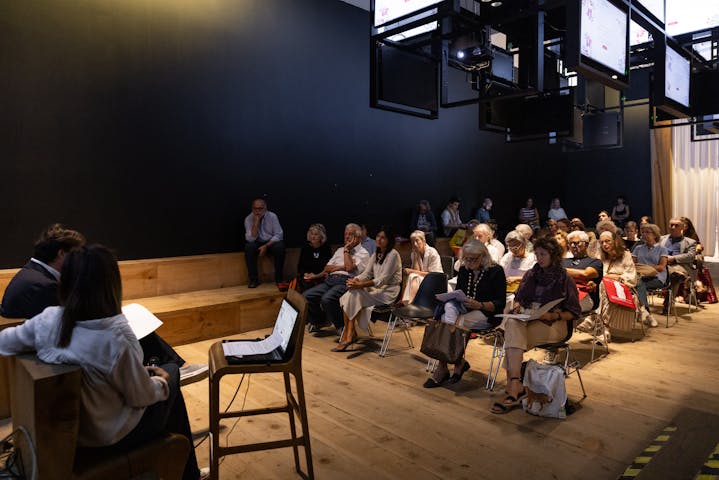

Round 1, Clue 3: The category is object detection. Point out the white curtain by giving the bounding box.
[672,125,719,258]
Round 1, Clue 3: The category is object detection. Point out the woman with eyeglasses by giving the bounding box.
[423,240,506,388]
[402,230,443,303]
[596,230,637,342]
[500,230,536,295]
[491,237,581,414]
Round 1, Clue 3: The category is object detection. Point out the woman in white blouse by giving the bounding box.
[335,228,402,351]
[597,230,637,341]
[402,230,443,303]
[499,230,536,293]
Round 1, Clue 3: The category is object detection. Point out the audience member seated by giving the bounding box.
[659,218,697,314]
[402,230,443,303]
[557,218,571,233]
[0,224,203,384]
[487,223,506,259]
[476,197,493,223]
[518,197,540,231]
[244,198,285,289]
[441,196,465,237]
[423,241,506,389]
[679,216,717,303]
[450,219,478,254]
[491,237,580,414]
[623,221,640,250]
[547,198,568,221]
[554,230,571,258]
[547,219,559,235]
[303,224,370,334]
[474,223,503,262]
[596,231,637,341]
[409,200,438,246]
[296,223,332,292]
[564,230,603,315]
[598,210,610,222]
[610,195,631,229]
[359,224,376,256]
[0,245,203,480]
[515,224,535,252]
[632,223,667,328]
[499,230,536,295]
[334,227,402,352]
[569,218,586,232]
[591,219,620,258]
[640,215,652,225]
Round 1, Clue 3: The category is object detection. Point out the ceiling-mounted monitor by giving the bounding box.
[653,40,691,118]
[566,0,630,90]
[634,0,665,24]
[373,0,443,28]
[629,20,652,47]
[666,0,719,36]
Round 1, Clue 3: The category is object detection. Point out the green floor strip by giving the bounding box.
[618,425,676,479]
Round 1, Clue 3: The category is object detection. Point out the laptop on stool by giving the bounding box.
[222,299,299,364]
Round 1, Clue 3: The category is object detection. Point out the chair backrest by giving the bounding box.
[284,288,309,361]
[411,272,448,310]
[440,256,455,278]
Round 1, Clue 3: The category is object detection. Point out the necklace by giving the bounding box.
[467,268,485,298]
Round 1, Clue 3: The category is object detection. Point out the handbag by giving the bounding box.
[601,277,635,309]
[420,320,466,364]
[522,359,567,419]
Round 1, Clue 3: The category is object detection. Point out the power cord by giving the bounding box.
[193,373,247,450]
[0,426,36,480]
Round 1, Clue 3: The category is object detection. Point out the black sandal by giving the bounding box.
[490,377,526,414]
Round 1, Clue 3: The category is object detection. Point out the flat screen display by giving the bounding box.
[666,0,719,36]
[629,20,652,46]
[580,0,628,75]
[636,0,664,23]
[665,45,690,107]
[374,0,443,27]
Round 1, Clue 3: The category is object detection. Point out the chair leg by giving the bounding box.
[486,334,504,391]
[379,314,396,357]
[284,372,301,473]
[426,358,437,372]
[564,345,587,399]
[292,370,314,480]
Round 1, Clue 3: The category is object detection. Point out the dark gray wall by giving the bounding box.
[0,0,650,267]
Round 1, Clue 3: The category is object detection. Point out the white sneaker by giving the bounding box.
[576,317,595,333]
[644,314,658,327]
[542,350,559,365]
[199,466,211,480]
[180,363,209,386]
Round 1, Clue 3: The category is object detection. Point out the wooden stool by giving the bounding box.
[208,289,314,479]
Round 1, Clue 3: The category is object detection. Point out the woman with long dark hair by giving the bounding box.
[0,245,203,480]
[335,227,402,351]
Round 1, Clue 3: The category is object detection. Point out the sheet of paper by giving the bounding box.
[122,303,163,340]
[495,297,565,322]
[436,290,467,303]
[222,334,281,357]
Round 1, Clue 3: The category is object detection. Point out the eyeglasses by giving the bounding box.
[669,223,682,228]
[568,241,585,246]
[508,244,523,251]
[463,256,481,263]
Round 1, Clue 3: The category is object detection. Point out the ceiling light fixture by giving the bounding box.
[490,1,503,6]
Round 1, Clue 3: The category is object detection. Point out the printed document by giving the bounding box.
[122,303,163,340]
[495,297,565,322]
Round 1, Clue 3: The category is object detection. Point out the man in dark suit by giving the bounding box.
[1,224,85,318]
[1,224,208,385]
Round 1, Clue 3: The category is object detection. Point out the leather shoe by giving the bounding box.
[449,361,470,384]
[423,372,449,388]
[248,280,259,288]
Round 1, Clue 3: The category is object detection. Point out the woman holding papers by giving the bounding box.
[423,240,506,388]
[596,230,637,339]
[491,236,580,414]
[334,228,402,352]
[0,245,202,480]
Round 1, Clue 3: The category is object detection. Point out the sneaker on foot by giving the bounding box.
[576,317,594,333]
[180,363,209,386]
[645,314,658,327]
[542,350,559,365]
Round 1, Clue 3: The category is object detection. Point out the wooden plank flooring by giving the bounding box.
[1,298,717,479]
[173,298,719,479]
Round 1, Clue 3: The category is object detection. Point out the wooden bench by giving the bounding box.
[11,354,190,480]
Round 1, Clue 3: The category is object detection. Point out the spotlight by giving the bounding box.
[490,1,503,6]
[457,50,466,59]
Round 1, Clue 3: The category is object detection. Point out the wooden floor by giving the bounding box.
[2,298,717,479]
[172,297,719,480]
